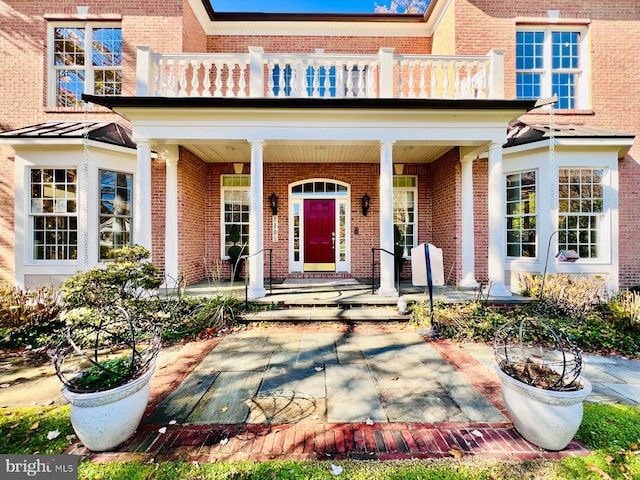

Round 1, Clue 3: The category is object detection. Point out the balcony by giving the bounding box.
[136,47,505,100]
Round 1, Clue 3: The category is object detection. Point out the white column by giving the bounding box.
[378,140,397,296]
[136,46,152,96]
[248,47,264,97]
[163,147,179,288]
[248,140,266,299]
[460,156,478,288]
[378,48,395,98]
[487,142,512,296]
[133,140,153,252]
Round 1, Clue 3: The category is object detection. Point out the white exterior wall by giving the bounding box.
[502,144,619,292]
[13,144,137,288]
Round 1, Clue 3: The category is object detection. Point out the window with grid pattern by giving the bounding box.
[30,168,78,261]
[99,170,132,260]
[51,24,122,107]
[558,168,604,258]
[516,28,582,109]
[393,176,417,257]
[221,175,250,257]
[506,171,537,258]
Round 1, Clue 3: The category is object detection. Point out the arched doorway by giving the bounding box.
[289,179,351,273]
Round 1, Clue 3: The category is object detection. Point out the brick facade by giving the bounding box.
[1,0,638,289]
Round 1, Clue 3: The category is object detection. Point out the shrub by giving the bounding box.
[519,273,608,319]
[60,245,162,311]
[159,295,242,341]
[0,284,64,349]
[410,300,509,342]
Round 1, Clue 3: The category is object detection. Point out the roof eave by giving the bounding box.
[82,94,538,112]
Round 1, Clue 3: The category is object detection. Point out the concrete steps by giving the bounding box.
[240,306,408,323]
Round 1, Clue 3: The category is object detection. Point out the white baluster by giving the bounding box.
[202,60,212,97]
[454,61,462,98]
[190,59,199,97]
[150,57,160,96]
[278,61,286,97]
[431,60,438,98]
[407,60,416,98]
[238,59,247,97]
[178,59,188,97]
[312,62,320,98]
[475,61,487,98]
[345,62,354,97]
[267,60,275,97]
[323,60,331,98]
[289,59,297,97]
[357,61,366,97]
[166,59,177,96]
[214,60,223,97]
[419,60,427,98]
[442,61,450,98]
[226,61,234,97]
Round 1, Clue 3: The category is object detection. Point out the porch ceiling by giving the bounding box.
[184,140,453,164]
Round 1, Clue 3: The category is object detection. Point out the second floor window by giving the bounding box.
[516,28,585,109]
[50,23,122,107]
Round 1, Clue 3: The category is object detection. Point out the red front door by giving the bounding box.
[304,199,335,271]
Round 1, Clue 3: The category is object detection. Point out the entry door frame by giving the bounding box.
[288,179,351,273]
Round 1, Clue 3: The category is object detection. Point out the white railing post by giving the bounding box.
[248,47,264,97]
[136,46,152,96]
[487,49,504,99]
[378,48,395,98]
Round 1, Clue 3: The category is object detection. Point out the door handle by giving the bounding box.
[331,231,335,249]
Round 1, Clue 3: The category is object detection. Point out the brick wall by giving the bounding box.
[182,0,207,53]
[151,156,166,278]
[207,35,431,54]
[430,149,462,284]
[185,161,438,283]
[177,147,208,284]
[445,0,640,288]
[0,149,14,284]
[473,159,489,282]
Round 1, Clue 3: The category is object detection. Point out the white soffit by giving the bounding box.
[187,0,428,37]
[207,21,428,37]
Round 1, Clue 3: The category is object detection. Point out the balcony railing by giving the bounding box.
[136,46,504,100]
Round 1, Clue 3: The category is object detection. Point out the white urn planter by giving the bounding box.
[496,365,592,451]
[62,364,155,451]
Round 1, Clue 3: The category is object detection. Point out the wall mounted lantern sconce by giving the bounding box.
[361,193,371,216]
[269,192,279,216]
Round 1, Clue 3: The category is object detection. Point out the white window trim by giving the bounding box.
[505,169,538,260]
[47,21,122,107]
[516,25,590,110]
[556,166,610,264]
[98,169,133,260]
[220,175,250,260]
[393,175,418,259]
[28,166,79,265]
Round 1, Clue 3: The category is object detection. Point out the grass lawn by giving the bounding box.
[1,403,638,479]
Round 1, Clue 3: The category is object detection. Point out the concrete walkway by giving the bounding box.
[2,324,638,462]
[62,325,639,462]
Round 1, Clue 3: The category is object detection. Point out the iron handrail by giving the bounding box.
[241,248,273,307]
[371,247,401,296]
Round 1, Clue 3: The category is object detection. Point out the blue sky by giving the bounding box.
[211,0,391,13]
